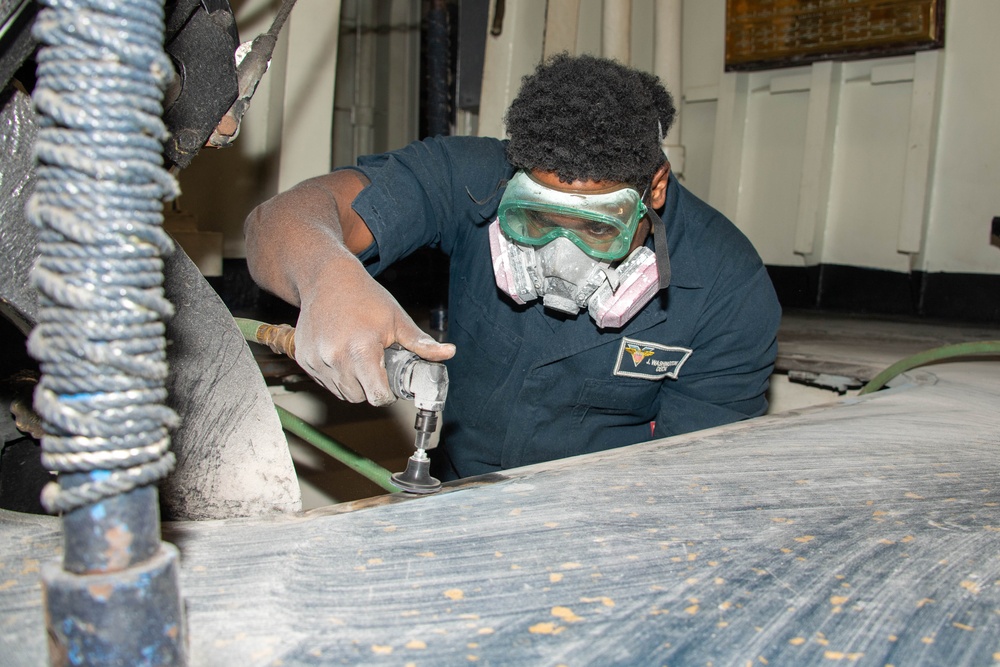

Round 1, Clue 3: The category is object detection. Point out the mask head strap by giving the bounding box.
[642,189,671,290]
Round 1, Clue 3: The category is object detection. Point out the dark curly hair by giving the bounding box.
[504,53,675,190]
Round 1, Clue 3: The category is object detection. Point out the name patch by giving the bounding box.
[613,337,692,381]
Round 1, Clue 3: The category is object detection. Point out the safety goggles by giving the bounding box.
[497,170,647,261]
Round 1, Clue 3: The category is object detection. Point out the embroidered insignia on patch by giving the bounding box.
[614,337,692,380]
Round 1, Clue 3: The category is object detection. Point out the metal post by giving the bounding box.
[27,0,187,664]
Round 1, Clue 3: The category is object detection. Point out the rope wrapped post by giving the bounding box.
[27,0,187,664]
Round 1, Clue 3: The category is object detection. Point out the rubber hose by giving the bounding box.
[275,405,400,493]
[859,340,1000,395]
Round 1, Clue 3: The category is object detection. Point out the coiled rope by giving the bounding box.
[26,0,180,514]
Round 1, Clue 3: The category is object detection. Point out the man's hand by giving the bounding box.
[293,259,455,406]
[245,170,454,407]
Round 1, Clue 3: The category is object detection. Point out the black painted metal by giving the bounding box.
[60,485,161,575]
[42,543,187,666]
[162,0,240,169]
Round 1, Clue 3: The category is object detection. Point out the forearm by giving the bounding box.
[244,171,372,307]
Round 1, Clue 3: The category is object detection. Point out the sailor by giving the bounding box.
[244,53,781,481]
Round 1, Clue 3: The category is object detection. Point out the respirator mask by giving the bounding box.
[489,169,668,329]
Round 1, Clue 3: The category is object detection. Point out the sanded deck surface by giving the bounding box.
[2,314,999,666]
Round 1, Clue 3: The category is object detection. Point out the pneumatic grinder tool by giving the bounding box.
[235,319,448,494]
[383,343,448,494]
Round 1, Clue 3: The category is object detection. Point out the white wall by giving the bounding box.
[923,0,1000,274]
[683,0,1000,278]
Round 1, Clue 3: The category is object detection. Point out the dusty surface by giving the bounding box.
[2,314,999,665]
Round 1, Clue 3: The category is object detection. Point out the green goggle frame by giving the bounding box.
[497,170,647,261]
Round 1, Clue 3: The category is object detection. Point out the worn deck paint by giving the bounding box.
[2,314,999,665]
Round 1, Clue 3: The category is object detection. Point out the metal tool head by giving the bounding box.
[391,450,442,494]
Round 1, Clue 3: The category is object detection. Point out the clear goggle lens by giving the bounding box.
[498,170,646,260]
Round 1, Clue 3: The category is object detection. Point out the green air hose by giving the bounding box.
[235,317,400,494]
[275,405,400,493]
[859,340,1000,395]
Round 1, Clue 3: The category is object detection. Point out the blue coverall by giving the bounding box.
[345,136,781,481]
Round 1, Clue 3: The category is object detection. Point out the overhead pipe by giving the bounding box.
[27,0,187,663]
[653,0,685,177]
[602,0,631,64]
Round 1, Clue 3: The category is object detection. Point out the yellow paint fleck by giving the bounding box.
[687,553,698,561]
[405,640,427,650]
[794,535,815,543]
[872,510,887,517]
[795,479,809,484]
[772,517,793,524]
[685,604,700,615]
[509,508,522,516]
[550,573,564,583]
[901,535,915,543]
[830,595,849,606]
[994,653,1000,661]
[0,580,16,591]
[780,548,793,554]
[904,492,924,500]
[383,525,398,532]
[529,622,562,635]
[823,651,864,660]
[921,637,934,645]
[372,645,393,655]
[985,526,1000,532]
[552,606,583,623]
[582,596,615,607]
[477,628,494,635]
[953,622,974,631]
[444,589,464,600]
[20,559,39,575]
[816,638,830,646]
[715,577,726,585]
[368,558,383,565]
[888,635,898,642]
[467,642,479,649]
[717,621,729,628]
[511,564,521,570]
[560,562,583,570]
[789,637,806,646]
[544,522,559,528]
[759,657,769,664]
[467,655,479,662]
[709,560,719,566]
[961,580,981,595]
[417,552,436,558]
[916,598,934,608]
[879,539,895,545]
[686,577,700,585]
[719,601,732,610]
